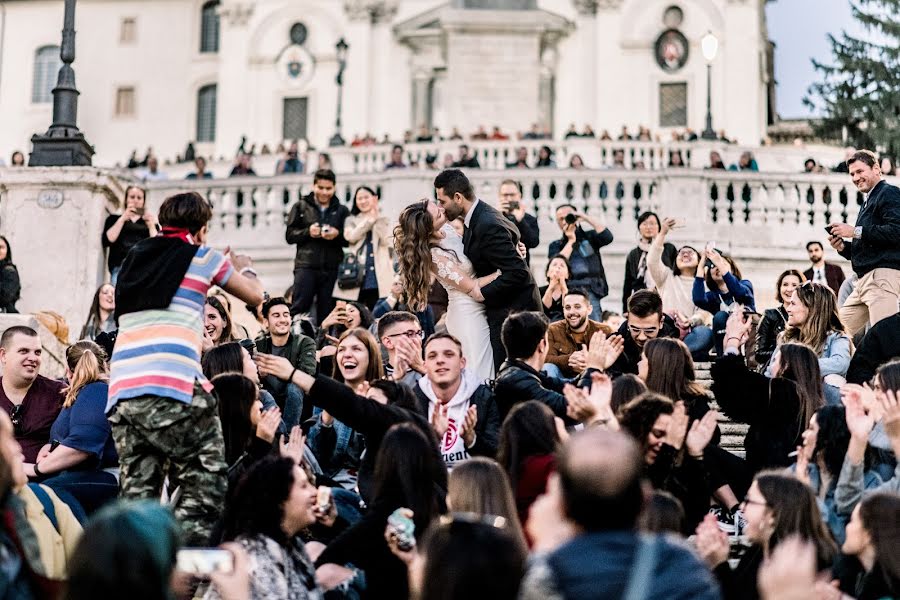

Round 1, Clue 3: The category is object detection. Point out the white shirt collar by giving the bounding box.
[463,198,480,228]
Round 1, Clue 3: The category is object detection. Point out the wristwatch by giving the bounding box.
[853,226,862,240]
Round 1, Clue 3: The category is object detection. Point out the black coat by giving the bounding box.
[836,179,900,276]
[846,313,900,384]
[0,263,20,313]
[505,212,540,265]
[413,382,501,458]
[306,375,445,504]
[493,360,597,422]
[711,354,804,473]
[285,194,349,270]
[754,306,788,369]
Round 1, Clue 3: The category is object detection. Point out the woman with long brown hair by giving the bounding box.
[394,199,499,381]
[778,281,851,404]
[830,493,900,599]
[713,311,825,474]
[755,269,805,368]
[30,341,119,514]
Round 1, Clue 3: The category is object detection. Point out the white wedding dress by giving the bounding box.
[430,224,495,383]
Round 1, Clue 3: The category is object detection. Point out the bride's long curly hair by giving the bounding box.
[394,200,435,312]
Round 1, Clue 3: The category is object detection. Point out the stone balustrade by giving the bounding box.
[149,139,849,179]
[145,168,875,311]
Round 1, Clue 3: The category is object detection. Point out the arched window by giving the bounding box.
[197,84,217,142]
[32,46,61,104]
[200,1,220,53]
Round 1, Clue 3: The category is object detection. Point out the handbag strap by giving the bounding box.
[622,534,659,600]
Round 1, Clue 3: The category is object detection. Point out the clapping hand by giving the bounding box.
[758,536,817,600]
[256,407,282,443]
[431,404,449,440]
[685,410,718,457]
[585,333,624,371]
[254,353,294,381]
[842,391,875,441]
[459,405,478,448]
[694,513,730,568]
[279,425,306,465]
[664,402,689,450]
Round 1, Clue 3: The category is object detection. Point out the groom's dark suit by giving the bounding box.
[463,200,542,372]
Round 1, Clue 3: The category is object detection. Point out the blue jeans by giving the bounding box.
[587,290,603,321]
[42,469,118,516]
[542,363,564,379]
[712,311,730,356]
[110,266,121,286]
[684,326,714,361]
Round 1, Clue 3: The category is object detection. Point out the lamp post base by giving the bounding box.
[700,128,717,141]
[329,133,346,147]
[29,132,94,167]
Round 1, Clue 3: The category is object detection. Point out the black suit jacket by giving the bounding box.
[803,262,846,297]
[463,200,541,312]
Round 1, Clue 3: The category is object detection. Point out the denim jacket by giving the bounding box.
[306,408,365,489]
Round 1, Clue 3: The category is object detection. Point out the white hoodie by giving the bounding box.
[418,368,481,470]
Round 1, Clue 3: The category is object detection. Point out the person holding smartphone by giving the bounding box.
[102,185,158,284]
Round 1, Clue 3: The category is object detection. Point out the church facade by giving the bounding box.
[0,0,774,166]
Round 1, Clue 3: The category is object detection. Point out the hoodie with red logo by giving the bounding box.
[418,368,481,470]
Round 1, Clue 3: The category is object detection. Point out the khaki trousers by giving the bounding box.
[839,268,900,335]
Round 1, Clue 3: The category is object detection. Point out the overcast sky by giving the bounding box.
[766,0,869,119]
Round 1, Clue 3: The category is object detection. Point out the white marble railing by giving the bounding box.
[146,139,849,179]
[144,168,873,310]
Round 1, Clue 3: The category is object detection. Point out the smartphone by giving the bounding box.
[176,548,234,576]
[134,206,145,217]
[238,338,257,357]
[316,486,333,513]
[824,226,834,236]
[387,508,416,552]
[335,300,347,309]
[742,308,762,318]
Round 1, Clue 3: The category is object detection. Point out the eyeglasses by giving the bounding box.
[628,325,660,337]
[9,404,24,436]
[438,512,508,529]
[385,330,424,340]
[740,497,767,510]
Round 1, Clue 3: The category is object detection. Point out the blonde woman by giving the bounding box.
[775,282,852,404]
[394,200,499,382]
[29,341,119,514]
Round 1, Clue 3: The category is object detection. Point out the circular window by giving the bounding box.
[663,6,683,29]
[290,22,308,46]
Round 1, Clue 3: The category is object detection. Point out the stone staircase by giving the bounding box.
[695,362,748,457]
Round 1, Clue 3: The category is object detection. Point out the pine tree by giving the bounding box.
[804,0,900,157]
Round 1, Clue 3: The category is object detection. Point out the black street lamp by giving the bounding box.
[29,0,94,166]
[700,31,718,141]
[329,38,349,147]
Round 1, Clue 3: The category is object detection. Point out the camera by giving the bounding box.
[507,200,520,211]
[564,213,578,225]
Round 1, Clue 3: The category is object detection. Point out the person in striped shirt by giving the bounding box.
[107,191,264,544]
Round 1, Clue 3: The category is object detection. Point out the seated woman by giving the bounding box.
[496,401,561,531]
[315,424,447,600]
[755,269,805,369]
[79,284,116,340]
[792,404,882,545]
[693,248,755,356]
[776,282,852,405]
[539,256,570,323]
[648,218,712,360]
[712,311,823,475]
[832,493,900,600]
[695,471,837,600]
[201,341,287,427]
[203,295,237,350]
[617,392,718,533]
[305,328,382,492]
[30,342,119,515]
[212,374,281,477]
[206,455,330,600]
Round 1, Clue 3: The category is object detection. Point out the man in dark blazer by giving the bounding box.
[804,240,846,297]
[434,169,541,371]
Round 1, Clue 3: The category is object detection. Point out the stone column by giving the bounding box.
[572,0,598,130]
[368,2,399,137]
[215,1,255,159]
[0,167,125,333]
[412,69,432,134]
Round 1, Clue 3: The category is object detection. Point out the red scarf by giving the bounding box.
[160,226,195,244]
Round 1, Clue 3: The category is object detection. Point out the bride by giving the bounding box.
[394,199,498,382]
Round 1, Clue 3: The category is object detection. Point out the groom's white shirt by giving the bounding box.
[463,198,480,228]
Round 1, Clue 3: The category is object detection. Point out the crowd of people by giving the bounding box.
[0,148,898,600]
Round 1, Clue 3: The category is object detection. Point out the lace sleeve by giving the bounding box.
[431,247,479,297]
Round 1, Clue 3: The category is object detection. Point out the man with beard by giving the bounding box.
[254,297,317,426]
[545,288,612,379]
[0,326,64,465]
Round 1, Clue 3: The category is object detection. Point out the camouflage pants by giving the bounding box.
[108,384,227,545]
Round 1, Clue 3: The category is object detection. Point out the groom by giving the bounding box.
[434,169,542,371]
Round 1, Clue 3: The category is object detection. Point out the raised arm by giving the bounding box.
[342,215,376,245]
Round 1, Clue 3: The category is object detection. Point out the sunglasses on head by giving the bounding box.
[9,404,24,436]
